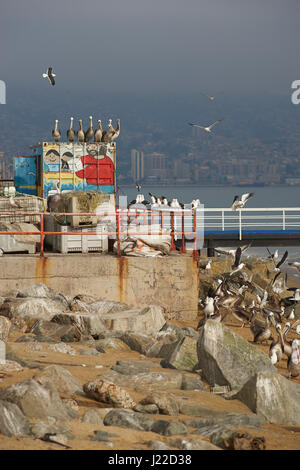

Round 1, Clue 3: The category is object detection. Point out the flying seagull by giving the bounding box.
[136,183,141,192]
[274,250,288,272]
[200,91,223,102]
[42,67,56,86]
[230,247,245,276]
[215,242,252,259]
[188,120,223,134]
[231,193,254,211]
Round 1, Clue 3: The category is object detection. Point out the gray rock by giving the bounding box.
[133,404,159,414]
[170,437,221,450]
[33,365,82,395]
[120,332,156,355]
[104,409,154,431]
[179,402,232,418]
[146,440,170,450]
[47,342,76,355]
[81,409,104,425]
[0,316,11,341]
[140,392,180,416]
[111,360,150,375]
[16,283,57,299]
[99,371,183,392]
[181,373,205,391]
[102,305,166,335]
[197,320,276,392]
[88,300,130,315]
[0,297,66,322]
[51,311,107,337]
[94,337,131,352]
[30,417,72,439]
[30,320,81,342]
[0,399,30,437]
[150,420,188,436]
[162,336,199,371]
[90,429,120,442]
[0,379,77,420]
[185,413,262,430]
[79,348,101,356]
[233,370,300,425]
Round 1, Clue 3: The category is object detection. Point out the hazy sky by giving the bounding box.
[0,0,299,94]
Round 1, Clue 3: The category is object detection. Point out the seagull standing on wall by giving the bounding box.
[231,193,254,211]
[42,67,56,86]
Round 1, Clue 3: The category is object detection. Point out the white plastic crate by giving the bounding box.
[44,215,108,254]
[0,196,44,224]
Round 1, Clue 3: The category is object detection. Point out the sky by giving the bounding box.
[0,0,299,95]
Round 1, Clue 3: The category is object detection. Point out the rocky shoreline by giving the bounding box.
[0,256,299,451]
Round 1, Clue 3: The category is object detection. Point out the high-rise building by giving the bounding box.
[131,149,144,181]
[143,152,168,180]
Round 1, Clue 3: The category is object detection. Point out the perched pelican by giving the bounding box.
[287,339,300,378]
[269,324,283,364]
[52,120,61,142]
[231,193,254,211]
[85,116,94,142]
[101,118,120,143]
[77,119,85,142]
[200,91,223,102]
[188,119,223,134]
[47,181,62,213]
[42,67,56,86]
[67,117,75,142]
[253,313,275,344]
[94,120,103,142]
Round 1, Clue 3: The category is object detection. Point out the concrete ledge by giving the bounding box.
[0,254,199,321]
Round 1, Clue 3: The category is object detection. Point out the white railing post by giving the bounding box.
[282,209,286,230]
[222,210,225,231]
[239,210,242,240]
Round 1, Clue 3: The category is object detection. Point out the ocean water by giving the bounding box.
[117,184,300,267]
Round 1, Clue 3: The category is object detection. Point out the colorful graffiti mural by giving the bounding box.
[41,141,116,197]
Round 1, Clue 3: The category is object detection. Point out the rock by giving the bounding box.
[0,399,30,436]
[30,417,71,439]
[95,338,131,352]
[90,429,120,442]
[162,336,199,371]
[99,371,183,392]
[83,379,136,409]
[63,399,79,412]
[140,392,180,416]
[0,317,11,341]
[133,404,159,414]
[155,322,185,341]
[33,365,82,395]
[146,440,170,450]
[185,413,262,431]
[81,409,104,425]
[0,297,66,323]
[71,294,97,305]
[233,370,300,425]
[150,420,188,436]
[16,283,56,299]
[111,360,150,375]
[170,437,221,450]
[0,379,77,420]
[30,320,81,342]
[51,311,107,337]
[79,348,101,356]
[15,333,56,344]
[103,409,154,431]
[197,320,276,392]
[47,342,76,355]
[88,300,130,315]
[102,305,166,335]
[181,373,205,391]
[0,360,23,372]
[120,332,156,355]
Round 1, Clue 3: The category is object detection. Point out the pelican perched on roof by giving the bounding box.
[188,119,223,134]
[85,116,94,142]
[42,67,56,86]
[231,193,254,211]
[67,117,75,142]
[101,119,120,143]
[94,120,103,143]
[77,119,85,143]
[52,120,61,142]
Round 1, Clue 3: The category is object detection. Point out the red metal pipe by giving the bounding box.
[180,210,186,253]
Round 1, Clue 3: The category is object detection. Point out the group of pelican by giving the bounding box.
[197,245,300,379]
[52,117,120,144]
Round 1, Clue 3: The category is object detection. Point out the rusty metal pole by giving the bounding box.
[40,212,44,257]
[170,211,175,250]
[116,208,121,257]
[180,210,186,253]
[192,210,199,260]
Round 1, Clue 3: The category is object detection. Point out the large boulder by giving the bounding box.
[0,399,30,437]
[102,305,166,335]
[51,311,107,337]
[197,320,276,392]
[0,297,66,323]
[233,370,300,426]
[33,365,82,395]
[0,316,11,342]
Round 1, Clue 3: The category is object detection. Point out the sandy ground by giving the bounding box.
[0,311,300,451]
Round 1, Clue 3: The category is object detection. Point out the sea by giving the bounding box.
[117,184,300,272]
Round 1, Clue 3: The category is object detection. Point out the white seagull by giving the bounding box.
[188,120,223,134]
[200,91,223,102]
[231,193,254,211]
[42,67,56,86]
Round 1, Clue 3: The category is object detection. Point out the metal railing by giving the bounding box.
[0,207,299,256]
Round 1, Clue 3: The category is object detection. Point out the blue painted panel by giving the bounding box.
[14,156,37,195]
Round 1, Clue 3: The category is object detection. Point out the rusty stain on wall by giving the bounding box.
[117,256,128,304]
[35,257,51,285]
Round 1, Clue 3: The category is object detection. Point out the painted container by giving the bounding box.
[14,141,117,204]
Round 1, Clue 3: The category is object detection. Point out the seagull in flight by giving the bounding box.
[136,183,142,192]
[231,193,254,211]
[188,120,223,134]
[42,67,56,86]
[200,91,223,102]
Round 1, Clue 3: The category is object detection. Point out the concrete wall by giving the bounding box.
[0,254,199,321]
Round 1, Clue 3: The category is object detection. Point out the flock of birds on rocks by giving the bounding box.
[52,116,120,144]
[197,244,300,379]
